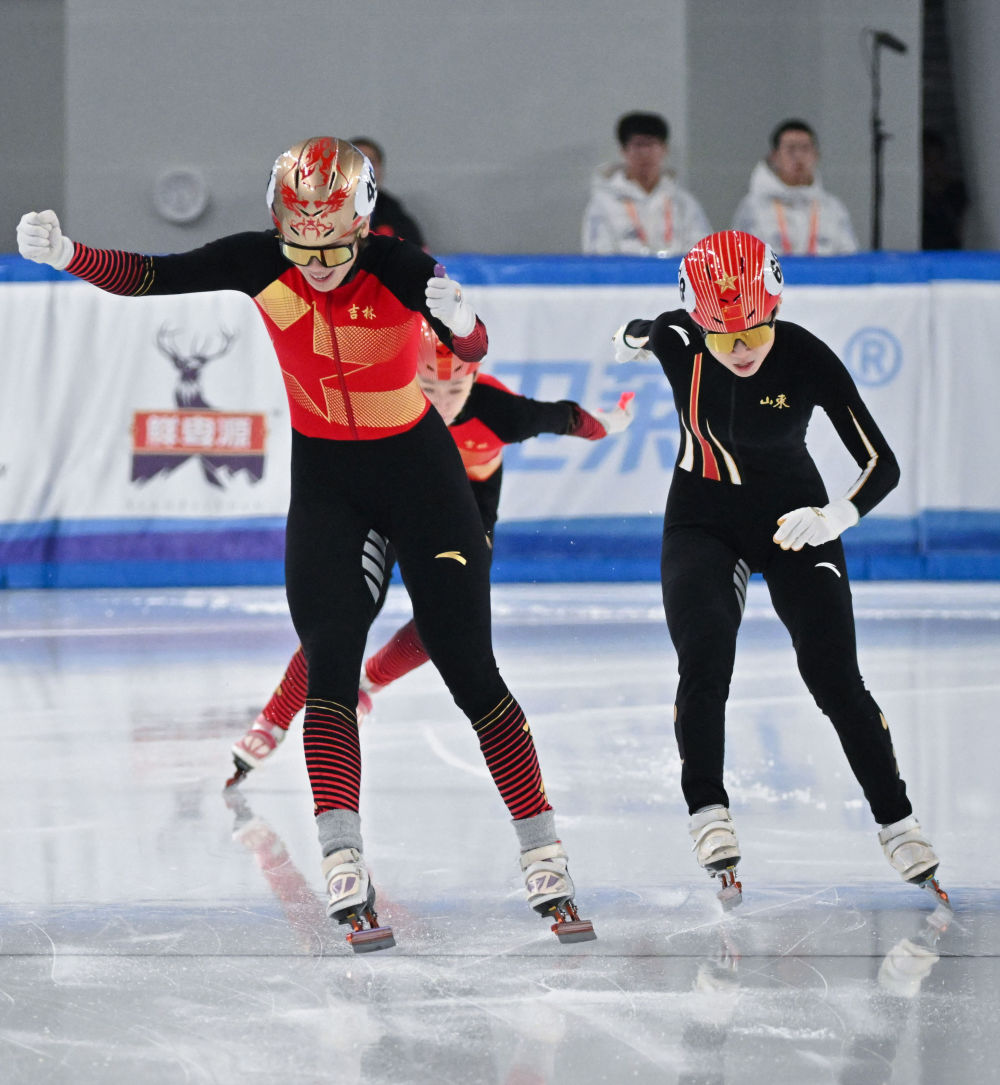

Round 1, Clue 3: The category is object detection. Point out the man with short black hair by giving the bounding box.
[732,118,858,254]
[582,110,710,256]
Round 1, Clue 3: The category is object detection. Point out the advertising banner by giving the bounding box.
[1,254,998,584]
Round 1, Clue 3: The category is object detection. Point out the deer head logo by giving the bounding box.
[155,326,237,408]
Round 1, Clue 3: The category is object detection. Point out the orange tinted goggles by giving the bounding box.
[280,239,357,268]
[703,320,775,354]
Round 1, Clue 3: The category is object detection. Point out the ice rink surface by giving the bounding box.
[1,580,997,1084]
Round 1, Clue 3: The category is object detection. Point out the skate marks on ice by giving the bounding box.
[4,781,993,1083]
[3,583,1000,1082]
[1,889,996,1085]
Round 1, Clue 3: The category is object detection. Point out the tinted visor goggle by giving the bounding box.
[700,318,775,354]
[280,238,357,268]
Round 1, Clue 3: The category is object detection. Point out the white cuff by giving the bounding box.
[53,236,74,271]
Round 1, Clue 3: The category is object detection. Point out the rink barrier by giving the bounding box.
[431,250,1000,286]
[6,249,1000,287]
[2,250,1000,588]
[2,510,999,588]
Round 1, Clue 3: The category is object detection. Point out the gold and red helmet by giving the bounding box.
[678,230,783,332]
[267,137,377,256]
[416,320,481,381]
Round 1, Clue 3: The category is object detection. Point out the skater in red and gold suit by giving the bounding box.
[17,137,603,948]
[228,324,634,769]
[612,229,947,910]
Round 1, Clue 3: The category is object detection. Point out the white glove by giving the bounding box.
[425,265,476,337]
[773,497,859,551]
[589,391,635,436]
[612,323,652,363]
[17,210,74,269]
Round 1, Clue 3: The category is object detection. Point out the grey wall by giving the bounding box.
[62,0,690,254]
[1,0,66,243]
[686,0,922,252]
[2,0,997,255]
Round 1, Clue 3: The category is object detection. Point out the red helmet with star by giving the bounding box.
[267,137,377,245]
[678,230,783,332]
[416,321,480,381]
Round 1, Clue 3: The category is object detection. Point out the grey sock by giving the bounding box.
[513,809,558,853]
[316,809,363,857]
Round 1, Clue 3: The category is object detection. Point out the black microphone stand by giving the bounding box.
[870,30,908,250]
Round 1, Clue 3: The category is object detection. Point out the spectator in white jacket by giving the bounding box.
[582,112,710,257]
[732,119,859,255]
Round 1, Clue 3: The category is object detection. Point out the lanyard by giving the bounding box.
[624,197,673,249]
[773,199,819,255]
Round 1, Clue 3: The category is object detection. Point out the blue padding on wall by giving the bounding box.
[0,518,286,568]
[3,251,1000,287]
[3,512,1000,588]
[6,560,287,590]
[0,258,73,282]
[417,251,1000,287]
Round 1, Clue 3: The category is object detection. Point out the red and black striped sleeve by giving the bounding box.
[65,244,155,295]
[451,320,489,364]
[64,230,286,298]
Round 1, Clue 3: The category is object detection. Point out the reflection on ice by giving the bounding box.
[1,583,998,1083]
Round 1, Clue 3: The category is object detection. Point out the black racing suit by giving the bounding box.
[64,231,551,825]
[625,309,910,824]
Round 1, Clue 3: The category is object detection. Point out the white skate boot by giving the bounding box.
[225,714,287,787]
[321,847,395,953]
[878,816,949,904]
[519,842,596,943]
[689,805,743,909]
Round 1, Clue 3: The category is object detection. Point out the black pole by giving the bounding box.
[871,44,885,249]
[869,30,908,250]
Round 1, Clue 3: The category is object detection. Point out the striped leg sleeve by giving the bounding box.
[474,694,552,821]
[304,699,362,815]
[261,646,309,728]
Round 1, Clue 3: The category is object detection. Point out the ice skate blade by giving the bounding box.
[223,759,251,789]
[917,875,950,907]
[926,900,954,932]
[714,867,743,911]
[551,918,597,944]
[546,899,596,943]
[346,925,395,953]
[718,884,743,911]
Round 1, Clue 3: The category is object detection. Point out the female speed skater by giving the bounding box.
[17,137,598,950]
[611,229,946,910]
